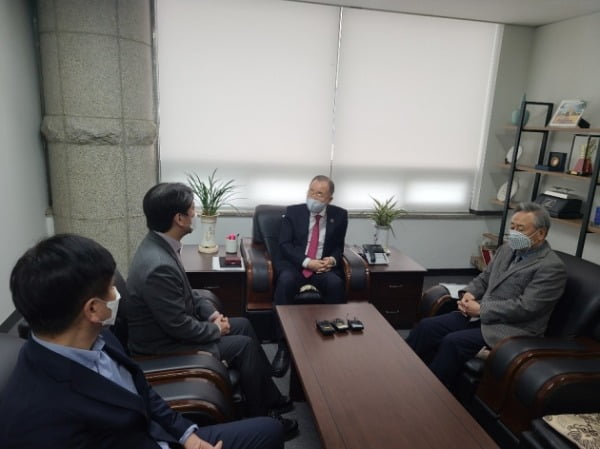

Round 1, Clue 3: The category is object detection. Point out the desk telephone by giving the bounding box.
[362,244,388,265]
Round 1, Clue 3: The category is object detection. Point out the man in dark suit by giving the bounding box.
[0,234,283,449]
[271,175,348,377]
[126,183,297,438]
[406,202,567,391]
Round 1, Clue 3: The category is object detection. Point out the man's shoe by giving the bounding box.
[270,395,294,415]
[271,346,290,378]
[269,411,299,441]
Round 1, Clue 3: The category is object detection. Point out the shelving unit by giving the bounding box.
[496,100,600,257]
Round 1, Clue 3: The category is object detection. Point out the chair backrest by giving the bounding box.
[546,252,600,340]
[252,204,286,265]
[0,333,26,393]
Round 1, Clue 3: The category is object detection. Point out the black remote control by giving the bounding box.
[347,317,364,332]
[316,320,336,336]
[331,318,349,332]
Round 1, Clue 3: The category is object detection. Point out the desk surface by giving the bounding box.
[277,303,498,449]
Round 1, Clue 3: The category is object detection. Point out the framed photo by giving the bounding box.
[549,100,587,127]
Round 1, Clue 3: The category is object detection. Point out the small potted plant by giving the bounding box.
[187,169,241,253]
[369,196,406,249]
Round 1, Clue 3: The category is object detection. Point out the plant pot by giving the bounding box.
[198,215,219,254]
[373,225,390,250]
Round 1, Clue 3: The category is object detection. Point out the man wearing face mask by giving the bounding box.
[127,183,298,439]
[406,202,567,391]
[270,175,348,377]
[0,234,284,449]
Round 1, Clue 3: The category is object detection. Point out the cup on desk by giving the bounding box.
[225,234,238,253]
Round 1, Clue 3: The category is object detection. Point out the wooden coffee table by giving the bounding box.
[277,302,498,449]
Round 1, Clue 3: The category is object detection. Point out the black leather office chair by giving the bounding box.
[241,204,369,341]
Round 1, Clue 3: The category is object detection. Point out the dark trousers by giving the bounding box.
[273,268,345,341]
[217,317,282,416]
[194,416,283,449]
[406,312,486,390]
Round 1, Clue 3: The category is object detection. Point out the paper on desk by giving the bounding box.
[439,283,468,298]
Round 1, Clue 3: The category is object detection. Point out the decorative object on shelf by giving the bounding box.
[187,169,241,254]
[568,136,597,176]
[496,179,519,202]
[548,152,567,171]
[594,207,600,226]
[510,108,530,126]
[549,99,587,127]
[368,196,406,250]
[535,152,567,172]
[505,145,523,164]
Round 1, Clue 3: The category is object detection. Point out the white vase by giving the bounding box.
[198,215,219,253]
[373,225,390,250]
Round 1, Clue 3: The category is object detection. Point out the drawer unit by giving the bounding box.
[186,271,245,317]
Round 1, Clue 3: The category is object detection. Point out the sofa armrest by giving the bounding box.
[417,285,453,320]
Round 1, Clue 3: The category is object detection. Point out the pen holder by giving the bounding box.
[225,236,238,253]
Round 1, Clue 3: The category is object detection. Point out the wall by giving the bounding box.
[523,12,600,263]
[0,0,48,323]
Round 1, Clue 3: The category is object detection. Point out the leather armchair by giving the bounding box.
[416,250,600,449]
[241,204,369,341]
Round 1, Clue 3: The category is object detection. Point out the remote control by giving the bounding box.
[347,318,364,332]
[331,318,349,332]
[316,320,336,336]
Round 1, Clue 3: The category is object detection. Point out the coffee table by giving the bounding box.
[277,302,498,449]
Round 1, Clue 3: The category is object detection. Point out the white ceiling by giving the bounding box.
[301,0,600,26]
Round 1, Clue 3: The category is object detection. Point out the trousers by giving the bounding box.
[406,311,486,390]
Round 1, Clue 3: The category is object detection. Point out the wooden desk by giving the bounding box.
[181,245,245,317]
[351,247,426,328]
[277,303,498,449]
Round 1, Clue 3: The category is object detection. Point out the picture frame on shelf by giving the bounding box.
[568,135,598,176]
[549,99,587,127]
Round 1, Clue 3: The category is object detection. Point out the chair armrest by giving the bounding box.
[476,336,600,414]
[152,378,234,425]
[240,237,275,310]
[136,352,233,399]
[342,247,369,301]
[417,285,452,320]
[499,357,600,434]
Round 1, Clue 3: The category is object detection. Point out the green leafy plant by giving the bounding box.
[186,169,241,216]
[369,196,406,235]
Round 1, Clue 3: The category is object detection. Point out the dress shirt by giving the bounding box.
[32,333,197,448]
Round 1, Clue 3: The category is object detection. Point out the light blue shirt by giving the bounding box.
[32,333,197,448]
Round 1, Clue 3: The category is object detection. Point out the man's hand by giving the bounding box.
[457,292,480,318]
[307,259,330,274]
[211,313,230,336]
[183,433,222,449]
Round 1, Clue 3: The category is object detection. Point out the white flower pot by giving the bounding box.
[198,215,219,253]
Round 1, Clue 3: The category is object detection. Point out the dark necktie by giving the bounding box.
[303,214,321,278]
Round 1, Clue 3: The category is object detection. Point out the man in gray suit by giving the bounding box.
[127,183,297,438]
[407,202,567,390]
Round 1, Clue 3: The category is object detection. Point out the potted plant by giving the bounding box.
[368,196,406,249]
[187,169,241,253]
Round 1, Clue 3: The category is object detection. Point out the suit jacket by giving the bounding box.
[0,330,192,449]
[276,203,348,277]
[466,241,567,347]
[127,231,222,356]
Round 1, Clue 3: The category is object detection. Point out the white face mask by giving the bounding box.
[306,198,327,214]
[99,288,121,327]
[507,229,536,251]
